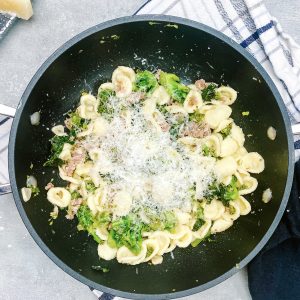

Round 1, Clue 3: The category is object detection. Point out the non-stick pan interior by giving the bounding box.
[11,17,292,297]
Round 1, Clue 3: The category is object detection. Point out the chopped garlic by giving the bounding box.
[21,187,32,202]
[267,126,276,140]
[0,0,33,20]
[262,188,272,203]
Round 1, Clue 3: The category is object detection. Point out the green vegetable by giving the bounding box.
[192,207,205,231]
[71,191,81,199]
[95,211,111,226]
[202,145,215,157]
[134,70,158,94]
[77,205,101,243]
[69,112,89,134]
[189,111,204,123]
[44,135,74,167]
[202,83,217,101]
[108,215,145,255]
[97,88,115,117]
[191,231,211,247]
[30,186,40,197]
[85,180,97,193]
[159,71,190,103]
[242,111,250,116]
[206,176,239,206]
[91,265,110,272]
[220,124,232,139]
[147,211,178,232]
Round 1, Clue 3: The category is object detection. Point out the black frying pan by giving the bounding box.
[0,15,295,299]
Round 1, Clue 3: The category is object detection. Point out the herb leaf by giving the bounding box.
[202,83,217,102]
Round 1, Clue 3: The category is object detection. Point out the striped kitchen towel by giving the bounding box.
[90,0,300,299]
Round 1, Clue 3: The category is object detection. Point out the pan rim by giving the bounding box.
[8,14,295,300]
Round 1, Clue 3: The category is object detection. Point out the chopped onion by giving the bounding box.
[51,125,67,136]
[21,187,32,202]
[262,188,272,203]
[30,111,40,125]
[267,126,276,140]
[26,175,37,188]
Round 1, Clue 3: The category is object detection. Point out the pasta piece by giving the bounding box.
[112,66,136,83]
[151,255,163,265]
[203,199,225,221]
[152,86,171,105]
[193,219,212,239]
[239,152,265,174]
[113,74,133,98]
[174,209,191,225]
[168,224,188,240]
[175,227,193,248]
[166,104,188,115]
[142,239,160,262]
[77,94,99,119]
[77,123,94,138]
[75,161,93,177]
[214,118,233,133]
[222,201,240,221]
[202,134,221,157]
[183,90,203,113]
[239,176,258,195]
[113,190,132,217]
[215,86,237,105]
[47,187,71,208]
[236,196,251,215]
[59,167,81,184]
[51,125,67,136]
[96,226,109,241]
[211,218,233,234]
[220,136,239,157]
[230,123,245,147]
[98,242,118,260]
[92,117,109,137]
[164,240,177,253]
[215,156,237,179]
[58,143,73,161]
[204,104,232,129]
[148,231,170,255]
[117,245,147,265]
[98,82,114,93]
[87,185,108,215]
[198,104,214,114]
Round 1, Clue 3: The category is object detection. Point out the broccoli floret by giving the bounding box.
[44,135,74,167]
[108,215,145,255]
[202,83,217,101]
[147,211,178,232]
[192,207,205,231]
[135,70,158,94]
[220,124,232,138]
[159,71,190,103]
[189,111,204,123]
[85,180,97,193]
[77,205,101,243]
[206,176,239,206]
[202,145,216,157]
[97,88,115,117]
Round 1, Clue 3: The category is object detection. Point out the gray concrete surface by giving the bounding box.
[0,0,299,299]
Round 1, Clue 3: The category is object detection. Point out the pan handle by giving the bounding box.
[0,104,16,195]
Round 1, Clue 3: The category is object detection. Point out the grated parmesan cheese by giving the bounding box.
[81,96,215,216]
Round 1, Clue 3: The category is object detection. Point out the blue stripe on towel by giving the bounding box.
[240,21,273,48]
[294,140,300,150]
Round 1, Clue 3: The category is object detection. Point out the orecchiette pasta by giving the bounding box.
[43,67,265,267]
[47,187,71,208]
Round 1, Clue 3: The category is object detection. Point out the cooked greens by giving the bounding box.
[134,70,158,94]
[159,71,190,103]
